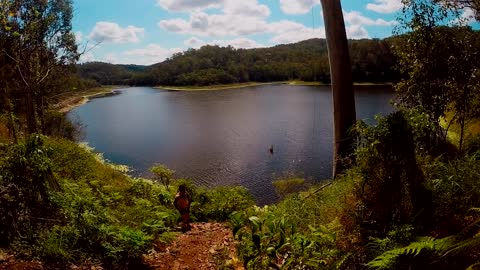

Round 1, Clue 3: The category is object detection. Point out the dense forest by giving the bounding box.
[2,0,480,269]
[77,37,400,86]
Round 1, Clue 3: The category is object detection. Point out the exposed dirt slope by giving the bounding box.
[144,222,244,270]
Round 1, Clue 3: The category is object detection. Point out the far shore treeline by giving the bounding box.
[77,30,480,87]
[77,37,404,86]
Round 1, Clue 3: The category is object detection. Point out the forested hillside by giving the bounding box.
[77,38,400,86]
[76,62,147,85]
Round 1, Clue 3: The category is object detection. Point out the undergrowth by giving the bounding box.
[0,135,254,268]
[232,110,480,269]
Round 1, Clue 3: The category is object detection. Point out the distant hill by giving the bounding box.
[76,62,147,85]
[77,38,399,86]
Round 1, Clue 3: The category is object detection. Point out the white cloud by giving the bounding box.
[346,25,369,39]
[268,20,325,43]
[455,7,476,25]
[159,19,191,32]
[214,37,264,48]
[157,0,222,12]
[88,22,144,43]
[184,37,264,49]
[157,0,394,47]
[224,0,270,17]
[160,12,327,44]
[366,0,403,13]
[184,37,207,48]
[279,0,318,15]
[159,11,269,37]
[159,0,270,37]
[344,11,396,26]
[157,0,269,17]
[123,44,182,65]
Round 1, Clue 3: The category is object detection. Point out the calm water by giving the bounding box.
[69,85,394,205]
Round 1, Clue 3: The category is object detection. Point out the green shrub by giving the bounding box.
[234,211,349,269]
[424,156,480,235]
[464,135,480,155]
[232,173,360,269]
[190,185,255,222]
[0,135,58,245]
[43,110,83,140]
[368,218,480,270]
[354,111,430,239]
[150,164,174,188]
[272,177,306,198]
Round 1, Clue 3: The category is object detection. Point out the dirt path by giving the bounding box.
[144,222,244,270]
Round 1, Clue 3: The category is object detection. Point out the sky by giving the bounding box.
[72,0,476,65]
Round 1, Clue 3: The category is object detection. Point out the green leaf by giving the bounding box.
[249,216,261,233]
[267,246,276,258]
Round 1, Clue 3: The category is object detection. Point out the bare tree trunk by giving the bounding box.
[25,88,37,135]
[4,88,18,143]
[459,112,465,152]
[320,0,357,177]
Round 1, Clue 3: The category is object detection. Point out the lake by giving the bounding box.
[68,84,394,205]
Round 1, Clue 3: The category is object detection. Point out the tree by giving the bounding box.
[436,0,480,20]
[150,164,175,188]
[1,0,78,134]
[395,0,480,151]
[320,0,357,177]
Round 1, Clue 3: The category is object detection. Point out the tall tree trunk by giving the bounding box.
[25,88,37,135]
[4,88,18,143]
[320,0,357,177]
[459,112,465,152]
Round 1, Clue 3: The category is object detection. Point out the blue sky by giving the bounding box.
[72,0,475,65]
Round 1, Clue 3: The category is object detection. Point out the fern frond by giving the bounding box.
[465,262,480,270]
[443,235,480,257]
[468,208,480,214]
[368,237,444,270]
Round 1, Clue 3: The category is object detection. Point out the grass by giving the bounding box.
[440,110,480,147]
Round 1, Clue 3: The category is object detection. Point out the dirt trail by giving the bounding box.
[144,222,244,270]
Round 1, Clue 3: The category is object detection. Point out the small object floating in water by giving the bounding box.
[269,145,274,154]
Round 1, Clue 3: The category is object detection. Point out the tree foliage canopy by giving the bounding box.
[0,0,80,135]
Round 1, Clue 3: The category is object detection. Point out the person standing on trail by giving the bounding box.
[174,184,192,230]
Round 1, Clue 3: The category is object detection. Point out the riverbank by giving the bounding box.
[53,86,124,113]
[156,81,394,91]
[155,81,287,91]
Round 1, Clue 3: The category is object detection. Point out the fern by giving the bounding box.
[368,225,480,270]
[466,262,480,270]
[367,237,454,269]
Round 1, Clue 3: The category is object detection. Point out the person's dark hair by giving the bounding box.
[179,184,186,192]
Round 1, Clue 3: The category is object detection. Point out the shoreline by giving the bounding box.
[154,81,288,91]
[56,86,124,113]
[155,81,394,91]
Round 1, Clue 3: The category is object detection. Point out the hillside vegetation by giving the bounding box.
[0,136,254,268]
[77,38,400,87]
